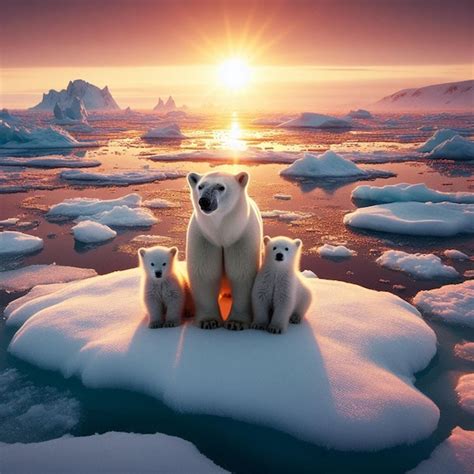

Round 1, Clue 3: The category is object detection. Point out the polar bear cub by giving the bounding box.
[138,245,192,328]
[251,236,312,334]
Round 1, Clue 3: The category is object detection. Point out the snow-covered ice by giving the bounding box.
[278,113,352,129]
[280,151,394,179]
[0,231,43,256]
[408,427,474,474]
[344,202,474,237]
[376,250,459,280]
[427,135,474,161]
[72,221,117,243]
[0,431,228,473]
[261,209,312,222]
[455,342,474,362]
[444,249,470,260]
[0,264,97,291]
[418,129,459,153]
[142,197,178,208]
[142,123,186,139]
[60,169,185,185]
[6,269,439,451]
[456,374,474,415]
[0,108,20,124]
[351,183,474,204]
[273,193,292,200]
[0,218,19,226]
[346,109,373,119]
[0,156,101,168]
[316,244,356,259]
[301,270,318,278]
[413,281,474,327]
[130,234,172,244]
[75,206,158,227]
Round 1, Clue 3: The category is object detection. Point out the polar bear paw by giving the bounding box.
[148,321,163,329]
[225,320,249,331]
[267,325,283,334]
[250,323,267,330]
[198,319,221,330]
[163,321,179,328]
[290,313,301,324]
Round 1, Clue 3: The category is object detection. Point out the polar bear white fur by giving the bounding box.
[186,170,263,330]
[138,245,192,328]
[251,236,312,334]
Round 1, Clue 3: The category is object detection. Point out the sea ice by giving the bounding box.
[455,374,474,415]
[60,169,185,185]
[418,129,459,153]
[273,193,292,200]
[316,244,356,259]
[427,135,474,161]
[0,156,100,168]
[142,197,178,208]
[0,108,21,124]
[351,183,474,204]
[6,269,439,450]
[346,109,373,119]
[75,206,158,227]
[0,218,19,226]
[0,231,43,256]
[344,202,474,237]
[454,342,474,362]
[413,281,474,327]
[142,123,186,139]
[0,264,97,291]
[376,250,459,280]
[261,209,312,222]
[278,113,352,129]
[72,221,117,243]
[444,249,470,260]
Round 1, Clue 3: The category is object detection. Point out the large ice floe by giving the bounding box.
[280,151,394,180]
[0,231,43,256]
[316,244,356,259]
[0,121,97,149]
[142,123,186,139]
[456,375,474,415]
[6,270,439,451]
[408,427,474,474]
[376,250,459,280]
[0,264,96,291]
[351,183,474,204]
[60,169,185,185]
[278,113,352,129]
[417,129,460,153]
[75,206,157,227]
[413,281,474,328]
[344,202,474,237]
[427,135,474,161]
[0,432,227,473]
[0,156,100,168]
[72,221,117,243]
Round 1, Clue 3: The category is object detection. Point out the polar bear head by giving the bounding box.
[138,245,178,280]
[187,171,249,216]
[263,235,302,269]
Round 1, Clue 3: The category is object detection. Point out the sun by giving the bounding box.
[218,58,251,91]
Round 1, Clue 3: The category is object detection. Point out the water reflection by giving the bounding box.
[213,114,247,153]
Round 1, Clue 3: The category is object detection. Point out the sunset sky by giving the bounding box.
[1,0,472,111]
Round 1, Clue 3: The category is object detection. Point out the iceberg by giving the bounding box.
[427,135,474,161]
[344,202,474,237]
[153,96,177,113]
[72,221,117,243]
[0,231,43,256]
[75,205,158,227]
[316,244,356,259]
[0,108,20,124]
[53,97,88,124]
[142,123,186,139]
[346,109,373,119]
[418,129,459,153]
[278,113,352,129]
[6,270,439,451]
[60,169,186,185]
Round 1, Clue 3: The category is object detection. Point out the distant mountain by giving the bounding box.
[153,96,177,113]
[373,80,473,112]
[31,79,120,111]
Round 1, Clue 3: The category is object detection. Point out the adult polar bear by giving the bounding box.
[187,170,263,330]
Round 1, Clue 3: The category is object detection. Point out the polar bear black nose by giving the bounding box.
[275,252,284,261]
[155,270,162,278]
[199,197,211,211]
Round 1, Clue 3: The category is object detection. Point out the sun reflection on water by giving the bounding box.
[213,113,247,154]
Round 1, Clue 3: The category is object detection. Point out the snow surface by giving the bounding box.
[351,183,474,204]
[142,197,178,208]
[0,121,97,149]
[316,244,356,259]
[0,265,96,291]
[6,269,439,451]
[408,427,474,474]
[280,151,394,179]
[0,156,100,168]
[75,206,158,227]
[418,129,459,153]
[456,375,474,415]
[60,169,185,185]
[344,202,474,237]
[427,135,474,161]
[0,231,43,256]
[72,221,117,243]
[455,342,474,362]
[0,432,227,474]
[413,281,474,327]
[444,249,470,260]
[278,113,352,129]
[142,123,186,139]
[261,209,312,222]
[376,250,459,280]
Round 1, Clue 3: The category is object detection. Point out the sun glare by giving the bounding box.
[218,58,251,91]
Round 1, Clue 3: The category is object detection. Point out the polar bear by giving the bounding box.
[186,170,263,330]
[138,245,192,328]
[251,236,312,334]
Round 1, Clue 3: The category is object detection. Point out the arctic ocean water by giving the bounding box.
[1,111,473,473]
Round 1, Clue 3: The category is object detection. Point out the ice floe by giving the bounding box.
[142,123,186,139]
[142,197,179,208]
[413,281,474,327]
[346,109,373,119]
[0,218,19,226]
[72,221,117,243]
[316,244,356,259]
[344,202,474,237]
[273,193,292,200]
[0,231,43,256]
[261,209,312,222]
[75,206,158,227]
[444,249,470,260]
[418,129,459,153]
[455,342,474,362]
[278,113,352,129]
[352,183,474,204]
[376,250,459,280]
[0,156,101,168]
[0,264,96,291]
[427,135,474,161]
[0,432,227,473]
[60,169,185,185]
[456,374,474,415]
[6,269,438,450]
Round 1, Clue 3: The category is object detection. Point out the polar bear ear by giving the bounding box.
[169,246,178,258]
[263,235,271,245]
[138,248,146,258]
[294,239,302,248]
[235,171,249,188]
[187,172,201,188]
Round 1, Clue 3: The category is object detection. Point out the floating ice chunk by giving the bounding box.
[301,269,318,278]
[273,193,292,200]
[427,135,474,161]
[7,269,438,451]
[418,129,459,153]
[456,374,474,415]
[130,234,172,244]
[48,193,141,218]
[0,264,97,291]
[142,197,178,208]
[75,206,158,227]
[351,183,474,204]
[376,250,459,280]
[0,431,228,473]
[344,202,474,237]
[413,281,474,327]
[280,151,394,179]
[261,209,312,222]
[0,218,19,226]
[454,342,474,362]
[408,427,474,474]
[0,108,21,124]
[60,169,185,185]
[0,231,43,256]
[346,109,373,119]
[278,113,352,129]
[142,123,186,139]
[444,249,470,260]
[316,244,356,259]
[0,156,100,168]
[72,221,117,243]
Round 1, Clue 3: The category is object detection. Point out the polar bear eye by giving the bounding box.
[150,263,155,267]
[273,246,276,250]
[217,185,225,192]
[162,262,167,266]
[285,247,289,251]
[198,185,203,190]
